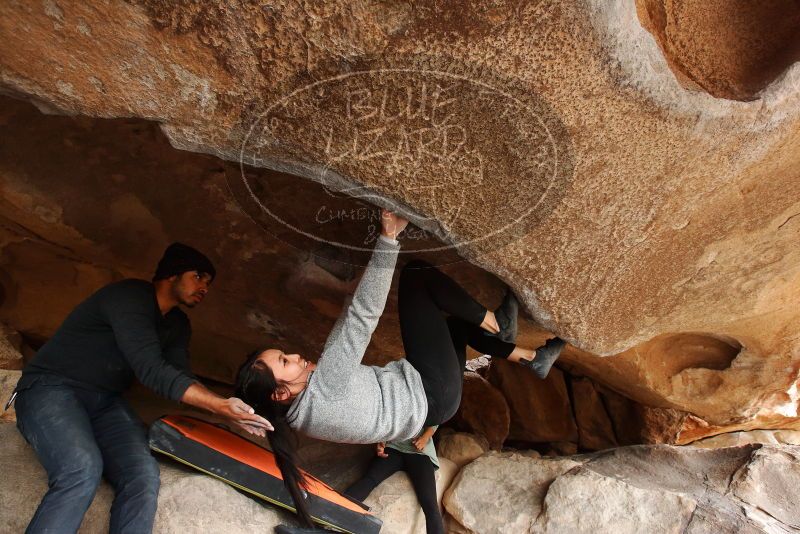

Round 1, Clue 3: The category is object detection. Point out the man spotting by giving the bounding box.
[12,243,271,534]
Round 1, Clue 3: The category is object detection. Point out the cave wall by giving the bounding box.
[636,0,800,101]
[0,95,505,383]
[1,0,800,439]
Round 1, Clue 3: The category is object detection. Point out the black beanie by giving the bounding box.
[153,242,216,282]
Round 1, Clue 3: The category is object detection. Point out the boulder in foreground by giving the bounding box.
[445,444,800,533]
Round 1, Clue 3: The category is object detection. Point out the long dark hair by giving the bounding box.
[235,349,313,527]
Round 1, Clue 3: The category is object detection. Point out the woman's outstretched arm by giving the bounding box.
[313,210,408,398]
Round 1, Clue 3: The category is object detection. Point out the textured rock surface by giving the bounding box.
[729,447,800,530]
[0,0,799,441]
[488,359,577,444]
[593,382,688,446]
[537,467,695,533]
[362,457,458,534]
[0,323,23,370]
[571,376,618,451]
[636,0,800,100]
[436,432,489,468]
[0,95,504,383]
[450,371,510,450]
[0,326,23,423]
[445,444,800,533]
[443,452,583,533]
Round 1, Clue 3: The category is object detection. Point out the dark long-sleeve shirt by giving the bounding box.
[18,279,196,401]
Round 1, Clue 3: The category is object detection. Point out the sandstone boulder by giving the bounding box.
[436,432,489,468]
[595,383,686,445]
[450,372,510,450]
[444,443,800,533]
[0,323,23,370]
[536,466,695,533]
[729,446,800,529]
[544,441,578,457]
[362,458,458,534]
[571,377,618,451]
[487,358,577,444]
[443,452,582,533]
[636,0,800,100]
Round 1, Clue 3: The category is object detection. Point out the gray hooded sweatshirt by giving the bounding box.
[285,237,428,444]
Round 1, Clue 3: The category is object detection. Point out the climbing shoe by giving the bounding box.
[520,337,566,379]
[494,288,519,344]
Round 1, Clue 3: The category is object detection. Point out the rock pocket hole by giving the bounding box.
[656,332,743,374]
[637,0,800,100]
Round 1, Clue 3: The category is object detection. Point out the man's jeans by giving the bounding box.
[15,379,160,534]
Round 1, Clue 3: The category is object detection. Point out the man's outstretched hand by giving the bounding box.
[182,383,273,437]
[217,397,273,437]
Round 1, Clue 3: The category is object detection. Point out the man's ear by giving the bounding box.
[271,385,291,403]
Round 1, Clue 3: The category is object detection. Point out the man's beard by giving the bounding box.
[172,281,199,308]
[180,291,203,308]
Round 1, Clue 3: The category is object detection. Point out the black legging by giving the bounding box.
[345,447,444,534]
[398,260,515,427]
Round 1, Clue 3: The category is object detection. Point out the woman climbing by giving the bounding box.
[236,209,565,528]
